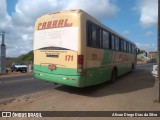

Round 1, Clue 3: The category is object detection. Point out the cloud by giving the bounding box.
[136,43,157,52]
[12,0,62,27]
[66,0,119,19]
[137,0,158,28]
[12,0,119,27]
[0,0,119,57]
[0,0,11,31]
[145,31,154,37]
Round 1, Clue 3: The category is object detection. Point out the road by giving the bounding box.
[0,63,160,120]
[0,63,155,99]
[0,74,58,99]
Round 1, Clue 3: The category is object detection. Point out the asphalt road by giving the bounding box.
[0,63,156,100]
[0,74,57,99]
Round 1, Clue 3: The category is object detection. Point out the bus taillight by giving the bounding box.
[78,55,84,72]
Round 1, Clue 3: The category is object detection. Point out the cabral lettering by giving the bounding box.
[38,19,73,30]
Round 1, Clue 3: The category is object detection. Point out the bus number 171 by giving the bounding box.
[65,55,73,61]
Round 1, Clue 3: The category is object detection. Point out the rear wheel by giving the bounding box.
[110,68,117,83]
[131,64,134,71]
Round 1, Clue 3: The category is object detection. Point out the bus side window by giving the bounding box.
[87,21,100,48]
[120,39,124,52]
[126,42,129,53]
[129,43,131,53]
[131,44,135,54]
[91,24,97,48]
[109,33,112,49]
[87,22,92,47]
[111,35,115,50]
[115,36,119,51]
[132,45,135,54]
[102,30,109,49]
[124,40,127,52]
[98,28,103,48]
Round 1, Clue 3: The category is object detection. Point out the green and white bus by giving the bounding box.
[33,9,137,87]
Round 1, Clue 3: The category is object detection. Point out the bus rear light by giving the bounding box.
[78,55,84,65]
[66,78,70,80]
[63,78,70,80]
[78,55,84,72]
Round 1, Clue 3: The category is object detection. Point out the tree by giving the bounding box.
[140,50,145,54]
[6,51,34,68]
[18,51,33,62]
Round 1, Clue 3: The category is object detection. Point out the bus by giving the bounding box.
[33,9,137,87]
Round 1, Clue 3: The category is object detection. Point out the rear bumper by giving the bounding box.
[33,70,85,87]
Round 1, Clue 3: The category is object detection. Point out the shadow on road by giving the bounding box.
[55,68,155,97]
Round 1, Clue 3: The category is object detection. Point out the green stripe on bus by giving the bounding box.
[33,64,132,87]
[34,64,77,75]
[34,64,113,87]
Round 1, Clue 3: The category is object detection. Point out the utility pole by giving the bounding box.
[0,31,6,74]
[157,0,160,102]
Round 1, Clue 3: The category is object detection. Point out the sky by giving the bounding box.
[0,0,158,57]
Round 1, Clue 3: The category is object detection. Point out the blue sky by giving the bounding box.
[6,0,18,15]
[0,0,158,57]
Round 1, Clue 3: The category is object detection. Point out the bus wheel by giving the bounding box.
[110,68,117,83]
[132,64,134,71]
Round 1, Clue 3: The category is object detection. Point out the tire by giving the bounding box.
[110,68,117,83]
[131,64,134,71]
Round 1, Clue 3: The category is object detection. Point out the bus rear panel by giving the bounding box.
[34,10,85,87]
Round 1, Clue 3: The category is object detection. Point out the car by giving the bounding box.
[147,59,156,63]
[11,63,28,72]
[151,65,158,78]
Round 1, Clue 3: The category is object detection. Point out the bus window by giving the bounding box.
[129,43,131,53]
[102,30,109,49]
[124,41,127,52]
[130,44,135,54]
[87,22,92,47]
[120,39,124,52]
[98,28,102,48]
[132,45,135,54]
[111,35,115,50]
[92,24,97,48]
[126,42,129,53]
[115,37,119,51]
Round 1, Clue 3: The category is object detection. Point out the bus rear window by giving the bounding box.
[34,27,78,51]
